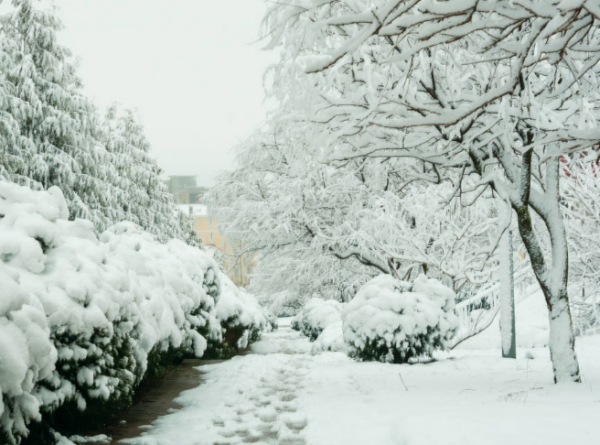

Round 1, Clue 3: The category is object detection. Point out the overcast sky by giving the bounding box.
[58,0,275,186]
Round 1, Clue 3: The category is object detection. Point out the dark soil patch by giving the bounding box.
[89,359,226,443]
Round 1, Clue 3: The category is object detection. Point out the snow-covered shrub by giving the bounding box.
[265,312,278,332]
[342,274,459,363]
[205,276,267,358]
[0,185,68,445]
[0,270,57,445]
[254,288,305,318]
[290,315,302,332]
[311,322,347,355]
[292,298,343,341]
[0,182,228,443]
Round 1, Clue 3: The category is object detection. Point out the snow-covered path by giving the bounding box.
[122,322,600,445]
[123,327,313,445]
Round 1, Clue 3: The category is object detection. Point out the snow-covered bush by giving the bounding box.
[97,223,221,369]
[205,276,268,358]
[0,182,258,444]
[257,289,304,318]
[265,312,278,332]
[291,298,343,341]
[0,269,57,444]
[311,322,346,355]
[342,274,459,363]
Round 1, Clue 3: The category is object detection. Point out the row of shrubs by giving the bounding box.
[0,182,267,445]
[292,274,458,362]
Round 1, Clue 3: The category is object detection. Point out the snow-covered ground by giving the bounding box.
[122,328,312,445]
[122,299,600,445]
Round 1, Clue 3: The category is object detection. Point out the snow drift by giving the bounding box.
[0,182,266,444]
[342,274,458,363]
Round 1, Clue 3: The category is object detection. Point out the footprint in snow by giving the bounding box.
[277,426,306,445]
[273,400,298,413]
[278,393,296,402]
[281,414,307,431]
[212,414,226,427]
[257,406,278,423]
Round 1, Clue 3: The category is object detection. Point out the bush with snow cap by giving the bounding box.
[292,298,343,341]
[311,322,347,355]
[0,184,66,444]
[99,223,221,367]
[0,269,57,444]
[265,312,278,332]
[0,182,233,443]
[342,274,458,363]
[206,275,268,358]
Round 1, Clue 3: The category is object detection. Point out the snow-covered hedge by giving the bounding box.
[291,298,343,341]
[342,274,458,363]
[311,322,347,355]
[206,276,268,358]
[0,182,264,444]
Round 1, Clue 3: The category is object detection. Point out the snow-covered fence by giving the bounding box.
[453,269,600,348]
[0,182,266,444]
[452,268,530,348]
[569,281,600,337]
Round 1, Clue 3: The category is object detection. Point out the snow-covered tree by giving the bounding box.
[100,105,196,243]
[0,23,40,189]
[208,122,379,304]
[0,0,106,226]
[261,0,600,382]
[209,116,501,310]
[0,0,195,244]
[562,157,600,334]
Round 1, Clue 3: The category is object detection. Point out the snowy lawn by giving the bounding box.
[302,340,599,445]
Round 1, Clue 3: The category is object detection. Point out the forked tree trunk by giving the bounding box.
[515,157,581,383]
[516,211,581,382]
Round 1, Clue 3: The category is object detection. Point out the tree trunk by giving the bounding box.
[516,208,580,382]
[514,157,581,383]
[546,292,580,383]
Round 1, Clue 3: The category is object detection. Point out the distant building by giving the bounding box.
[178,203,255,287]
[165,175,207,204]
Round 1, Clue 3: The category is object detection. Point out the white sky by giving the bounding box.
[58,0,275,186]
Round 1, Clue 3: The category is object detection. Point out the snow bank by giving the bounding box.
[311,322,347,355]
[342,274,458,363]
[291,298,343,341]
[0,182,264,443]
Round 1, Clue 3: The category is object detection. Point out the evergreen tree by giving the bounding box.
[0,0,109,229]
[101,104,196,243]
[0,0,196,245]
[0,7,42,188]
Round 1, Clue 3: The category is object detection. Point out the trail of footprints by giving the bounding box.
[211,357,309,445]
